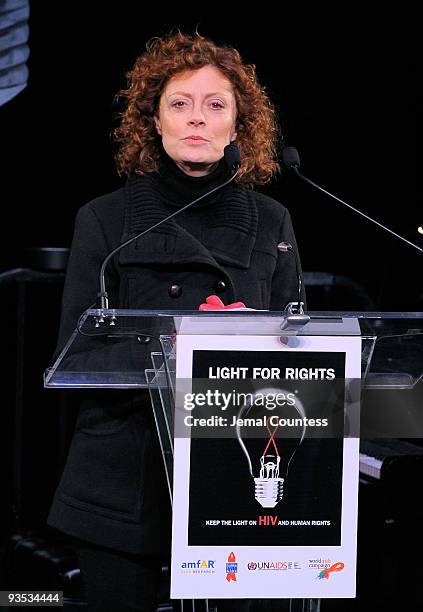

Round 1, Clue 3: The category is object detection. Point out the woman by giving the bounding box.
[48,31,305,611]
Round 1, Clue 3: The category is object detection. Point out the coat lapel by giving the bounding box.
[119,174,258,269]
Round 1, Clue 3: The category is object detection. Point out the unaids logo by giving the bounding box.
[247,560,301,571]
[226,552,238,582]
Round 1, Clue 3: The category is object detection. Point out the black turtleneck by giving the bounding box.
[155,147,233,209]
[123,150,258,269]
[148,148,234,237]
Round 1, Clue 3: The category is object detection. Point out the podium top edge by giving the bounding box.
[85,309,423,319]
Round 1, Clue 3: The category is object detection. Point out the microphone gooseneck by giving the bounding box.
[97,143,241,311]
[277,240,310,329]
[282,146,423,255]
[277,241,303,313]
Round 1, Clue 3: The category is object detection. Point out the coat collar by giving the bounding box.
[119,174,258,270]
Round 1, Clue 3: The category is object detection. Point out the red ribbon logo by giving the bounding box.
[317,561,345,580]
[226,552,237,582]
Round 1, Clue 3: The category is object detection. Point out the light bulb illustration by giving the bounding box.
[236,387,306,508]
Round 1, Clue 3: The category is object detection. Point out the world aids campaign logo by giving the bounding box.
[226,552,238,582]
[317,562,345,580]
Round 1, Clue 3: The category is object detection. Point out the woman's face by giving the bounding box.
[154,65,237,176]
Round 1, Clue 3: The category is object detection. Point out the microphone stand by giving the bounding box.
[283,149,422,255]
[277,241,310,331]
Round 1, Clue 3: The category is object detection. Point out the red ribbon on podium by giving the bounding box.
[199,295,246,311]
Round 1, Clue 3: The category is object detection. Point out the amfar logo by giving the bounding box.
[180,560,216,574]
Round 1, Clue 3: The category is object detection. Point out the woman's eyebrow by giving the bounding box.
[167,91,232,99]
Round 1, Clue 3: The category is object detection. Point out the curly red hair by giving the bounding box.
[113,32,281,186]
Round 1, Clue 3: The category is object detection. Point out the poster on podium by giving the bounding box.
[171,331,361,599]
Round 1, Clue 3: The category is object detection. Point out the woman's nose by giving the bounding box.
[188,117,205,126]
[188,105,206,125]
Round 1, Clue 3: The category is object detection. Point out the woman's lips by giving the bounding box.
[183,136,208,143]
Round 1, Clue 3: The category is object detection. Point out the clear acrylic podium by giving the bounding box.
[45,309,423,611]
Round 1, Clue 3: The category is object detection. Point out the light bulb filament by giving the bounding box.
[260,455,280,479]
[262,423,280,457]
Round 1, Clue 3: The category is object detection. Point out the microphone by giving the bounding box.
[96,143,242,317]
[224,142,242,171]
[282,146,423,255]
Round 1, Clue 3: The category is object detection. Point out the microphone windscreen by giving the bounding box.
[224,142,241,170]
[282,146,301,170]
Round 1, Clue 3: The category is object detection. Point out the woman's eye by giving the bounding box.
[210,101,224,109]
[171,100,187,108]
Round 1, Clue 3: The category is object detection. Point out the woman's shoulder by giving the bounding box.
[71,186,127,248]
[72,185,125,232]
[248,188,288,212]
[77,173,154,226]
[241,187,291,225]
[79,186,126,221]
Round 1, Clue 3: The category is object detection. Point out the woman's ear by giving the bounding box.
[154,116,162,135]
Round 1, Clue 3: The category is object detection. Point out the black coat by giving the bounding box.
[47,172,304,555]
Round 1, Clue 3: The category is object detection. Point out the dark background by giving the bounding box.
[0,5,421,610]
[1,5,420,310]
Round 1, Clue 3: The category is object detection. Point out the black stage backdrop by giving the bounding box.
[0,6,420,310]
[0,7,421,607]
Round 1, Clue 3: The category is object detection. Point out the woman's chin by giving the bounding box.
[181,155,210,165]
[176,158,218,176]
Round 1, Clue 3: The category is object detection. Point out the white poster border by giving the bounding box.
[171,333,361,599]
